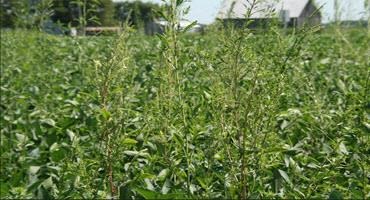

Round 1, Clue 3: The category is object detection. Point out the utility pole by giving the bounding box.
[365,0,369,33]
[334,0,340,24]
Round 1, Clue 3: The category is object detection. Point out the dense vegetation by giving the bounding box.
[1,1,369,199]
[0,0,162,29]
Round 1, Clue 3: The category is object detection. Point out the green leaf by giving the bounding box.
[182,20,198,33]
[29,166,41,174]
[40,118,56,127]
[196,177,207,190]
[50,143,59,151]
[145,178,155,191]
[0,183,10,198]
[336,79,346,93]
[160,192,187,199]
[119,184,134,200]
[278,169,292,185]
[284,155,290,167]
[134,187,186,200]
[51,149,65,162]
[307,163,319,169]
[65,99,79,106]
[157,34,170,48]
[280,120,290,130]
[42,177,53,189]
[161,179,171,194]
[66,129,76,141]
[155,10,168,22]
[157,168,169,181]
[364,122,370,130]
[37,185,52,199]
[121,138,138,145]
[213,152,222,160]
[140,173,156,179]
[134,187,157,199]
[176,0,185,6]
[203,91,212,100]
[329,190,343,200]
[338,142,349,155]
[15,133,28,143]
[123,150,149,157]
[100,108,111,120]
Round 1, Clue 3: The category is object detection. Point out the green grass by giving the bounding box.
[0,26,369,199]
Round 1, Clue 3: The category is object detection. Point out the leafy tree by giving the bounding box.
[99,0,116,26]
[0,0,53,29]
[0,0,32,28]
[1,0,116,28]
[115,1,163,28]
[52,0,115,27]
[51,0,75,26]
[0,0,15,28]
[365,0,369,29]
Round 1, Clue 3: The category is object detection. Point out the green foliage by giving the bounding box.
[1,0,117,29]
[0,0,54,29]
[115,1,164,28]
[0,3,369,199]
[0,0,15,28]
[71,0,101,35]
[99,0,116,26]
[51,0,76,26]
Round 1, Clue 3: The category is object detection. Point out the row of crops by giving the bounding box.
[1,4,369,199]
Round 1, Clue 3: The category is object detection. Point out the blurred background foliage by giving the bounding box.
[0,0,163,29]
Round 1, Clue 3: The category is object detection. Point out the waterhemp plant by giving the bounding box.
[94,24,133,197]
[156,0,198,196]
[205,1,318,198]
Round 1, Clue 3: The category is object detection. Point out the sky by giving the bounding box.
[113,0,368,24]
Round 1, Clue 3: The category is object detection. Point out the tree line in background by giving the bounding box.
[0,0,163,30]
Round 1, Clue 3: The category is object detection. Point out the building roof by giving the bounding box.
[217,0,311,19]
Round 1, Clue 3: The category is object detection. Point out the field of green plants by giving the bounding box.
[1,4,369,199]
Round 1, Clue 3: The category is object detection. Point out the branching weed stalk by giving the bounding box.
[216,0,258,198]
[94,24,133,198]
[157,0,197,196]
[215,0,319,198]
